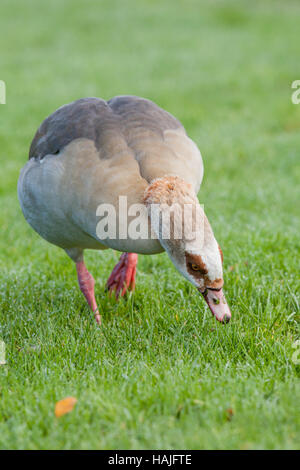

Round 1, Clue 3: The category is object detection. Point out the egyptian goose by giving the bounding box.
[18,96,231,324]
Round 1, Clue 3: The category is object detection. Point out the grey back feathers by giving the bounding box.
[28,95,203,192]
[29,96,183,161]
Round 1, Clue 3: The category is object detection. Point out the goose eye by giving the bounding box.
[191,264,201,271]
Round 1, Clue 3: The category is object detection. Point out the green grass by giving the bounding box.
[0,0,299,449]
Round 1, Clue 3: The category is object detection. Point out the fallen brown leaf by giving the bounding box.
[55,397,77,417]
[225,407,234,421]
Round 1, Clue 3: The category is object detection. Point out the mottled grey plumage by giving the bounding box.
[20,94,203,253]
[29,96,183,160]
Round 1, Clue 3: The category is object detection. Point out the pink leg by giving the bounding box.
[76,261,101,324]
[106,253,138,298]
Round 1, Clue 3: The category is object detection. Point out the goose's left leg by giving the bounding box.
[106,253,138,298]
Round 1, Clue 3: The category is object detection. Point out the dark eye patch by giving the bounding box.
[189,263,207,275]
[185,253,208,278]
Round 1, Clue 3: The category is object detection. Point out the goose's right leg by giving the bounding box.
[66,248,101,325]
[76,260,101,324]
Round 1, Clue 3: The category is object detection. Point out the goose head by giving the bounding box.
[144,176,231,323]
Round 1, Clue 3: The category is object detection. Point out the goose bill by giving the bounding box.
[200,288,231,323]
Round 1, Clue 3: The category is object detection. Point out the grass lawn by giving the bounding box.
[0,0,299,450]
